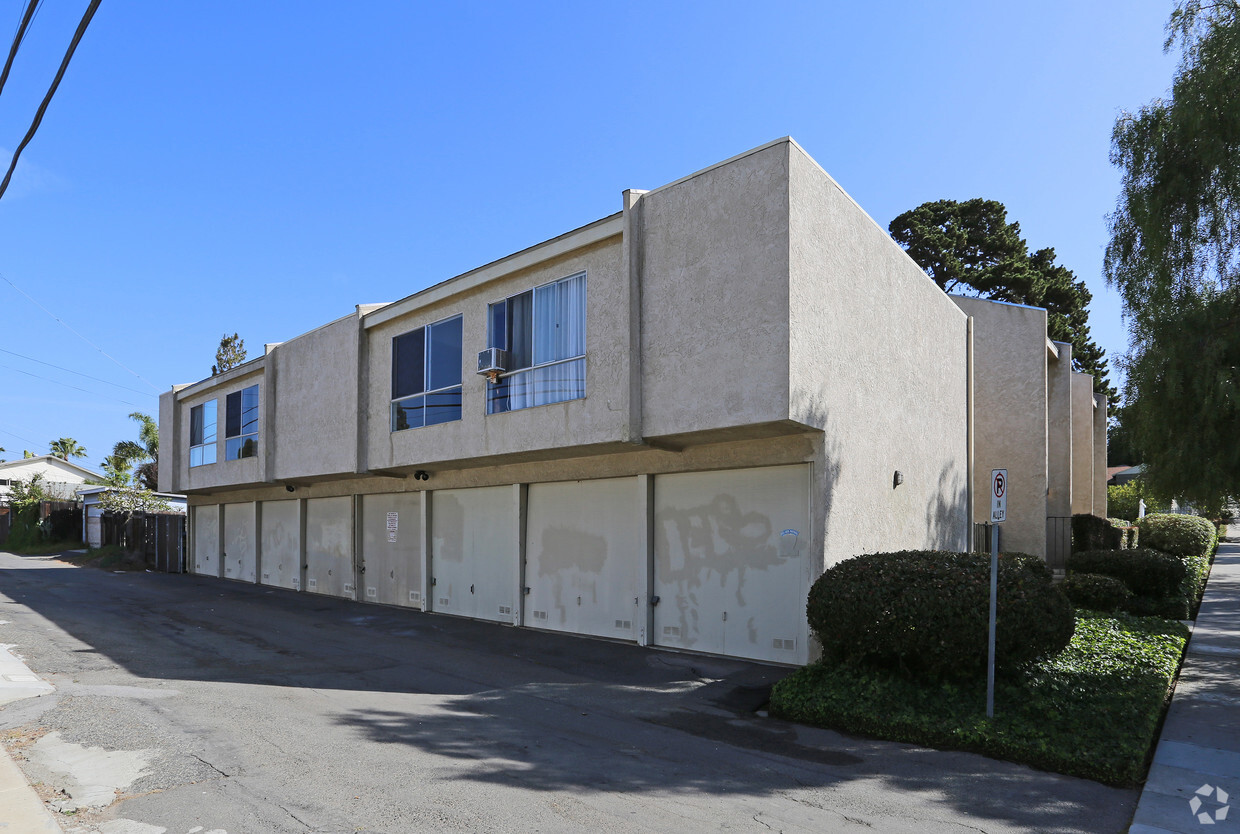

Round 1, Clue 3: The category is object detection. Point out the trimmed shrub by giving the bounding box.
[1072,514,1121,552]
[806,550,1074,680]
[1067,548,1186,598]
[1137,513,1215,559]
[1062,573,1133,613]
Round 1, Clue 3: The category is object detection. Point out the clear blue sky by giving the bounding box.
[0,1,1178,475]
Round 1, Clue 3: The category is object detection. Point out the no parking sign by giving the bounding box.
[990,469,1007,523]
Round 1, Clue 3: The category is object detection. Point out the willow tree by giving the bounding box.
[1106,0,1240,507]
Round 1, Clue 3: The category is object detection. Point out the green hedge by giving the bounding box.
[1062,573,1133,613]
[1073,514,1121,552]
[1137,513,1216,560]
[1067,548,1186,599]
[806,550,1074,680]
[770,612,1188,786]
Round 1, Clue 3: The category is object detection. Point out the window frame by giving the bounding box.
[486,271,587,414]
[390,313,464,432]
[224,384,259,460]
[189,400,218,467]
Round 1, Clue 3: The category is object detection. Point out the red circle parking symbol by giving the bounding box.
[994,472,1005,498]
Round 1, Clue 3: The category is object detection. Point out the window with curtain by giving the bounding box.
[486,272,586,414]
[391,314,463,431]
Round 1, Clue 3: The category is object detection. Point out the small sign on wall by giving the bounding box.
[386,511,398,543]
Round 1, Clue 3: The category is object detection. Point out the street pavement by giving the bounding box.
[0,548,1140,833]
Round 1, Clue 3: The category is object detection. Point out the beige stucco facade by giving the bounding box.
[159,138,1109,664]
[1071,372,1097,515]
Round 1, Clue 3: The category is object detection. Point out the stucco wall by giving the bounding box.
[0,457,99,500]
[1046,342,1074,518]
[1071,373,1095,515]
[174,365,265,493]
[638,142,792,438]
[953,297,1048,558]
[271,313,362,480]
[364,237,632,472]
[789,145,969,568]
[1093,394,1108,517]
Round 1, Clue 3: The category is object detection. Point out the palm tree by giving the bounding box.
[48,438,86,460]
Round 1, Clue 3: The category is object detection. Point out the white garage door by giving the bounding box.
[431,486,516,624]
[525,478,640,640]
[653,465,810,664]
[192,504,220,576]
[223,503,257,583]
[360,492,422,608]
[260,500,301,590]
[305,497,355,599]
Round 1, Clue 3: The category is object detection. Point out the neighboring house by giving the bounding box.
[1109,465,1144,485]
[0,455,104,502]
[158,138,1106,665]
[954,297,1108,566]
[76,487,187,549]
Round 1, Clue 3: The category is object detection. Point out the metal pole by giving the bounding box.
[987,523,998,718]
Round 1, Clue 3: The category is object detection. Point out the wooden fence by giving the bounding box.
[99,512,187,573]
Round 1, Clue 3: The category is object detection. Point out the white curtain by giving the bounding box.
[533,273,586,365]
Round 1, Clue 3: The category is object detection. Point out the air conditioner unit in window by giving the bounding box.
[477,348,509,382]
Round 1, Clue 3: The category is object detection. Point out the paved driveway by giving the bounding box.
[0,551,1136,833]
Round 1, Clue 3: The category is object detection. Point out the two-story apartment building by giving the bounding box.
[159,138,1106,665]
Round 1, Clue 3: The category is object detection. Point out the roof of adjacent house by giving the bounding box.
[0,455,104,481]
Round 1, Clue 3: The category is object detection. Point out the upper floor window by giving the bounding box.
[392,314,463,431]
[486,272,586,414]
[225,385,259,460]
[189,400,217,467]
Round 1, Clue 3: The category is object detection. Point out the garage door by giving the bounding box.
[653,465,810,664]
[305,497,355,599]
[223,503,257,583]
[431,486,515,624]
[260,500,300,590]
[360,493,422,608]
[525,478,639,640]
[192,504,220,576]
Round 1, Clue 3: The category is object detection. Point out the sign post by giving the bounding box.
[987,469,1007,719]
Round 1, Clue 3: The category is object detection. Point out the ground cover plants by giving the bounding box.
[772,547,1193,786]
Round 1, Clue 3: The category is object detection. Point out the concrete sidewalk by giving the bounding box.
[1130,532,1240,833]
[0,643,61,832]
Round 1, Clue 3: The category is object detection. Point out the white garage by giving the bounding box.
[260,499,301,590]
[524,477,641,640]
[192,504,220,576]
[222,502,257,583]
[430,486,517,624]
[360,492,423,609]
[305,497,355,599]
[652,465,811,665]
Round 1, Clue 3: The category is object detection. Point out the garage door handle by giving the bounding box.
[470,584,475,594]
[359,566,366,574]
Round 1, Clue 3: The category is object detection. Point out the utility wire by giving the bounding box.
[0,425,42,446]
[0,0,38,98]
[0,346,155,397]
[0,0,102,202]
[0,271,162,393]
[0,361,142,407]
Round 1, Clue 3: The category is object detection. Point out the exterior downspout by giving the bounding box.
[966,315,975,553]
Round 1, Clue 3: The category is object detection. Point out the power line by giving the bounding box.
[0,0,38,98]
[0,0,102,202]
[0,346,155,396]
[0,271,163,393]
[0,425,41,446]
[0,361,143,407]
